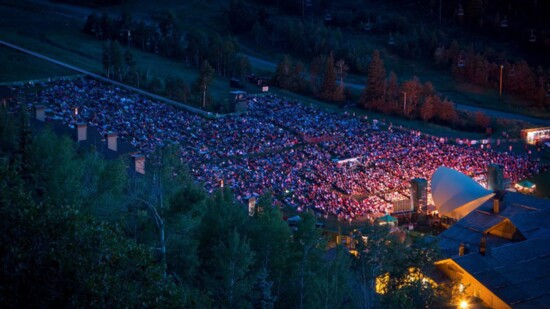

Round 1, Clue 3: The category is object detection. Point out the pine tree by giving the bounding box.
[273,55,293,89]
[319,52,337,102]
[384,71,399,114]
[209,229,255,308]
[251,267,277,309]
[194,60,215,108]
[247,198,291,303]
[420,95,437,122]
[401,77,423,118]
[361,50,387,110]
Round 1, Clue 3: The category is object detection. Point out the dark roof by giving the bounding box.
[438,192,550,307]
[438,192,550,257]
[451,235,550,308]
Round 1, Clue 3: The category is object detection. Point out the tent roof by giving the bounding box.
[287,215,302,223]
[431,167,495,220]
[517,180,535,188]
[376,214,397,222]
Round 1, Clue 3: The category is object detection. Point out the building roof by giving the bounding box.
[437,189,550,307]
[438,191,550,257]
[450,235,550,308]
[431,167,495,219]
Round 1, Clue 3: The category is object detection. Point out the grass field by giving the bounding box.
[0,1,232,104]
[0,45,74,82]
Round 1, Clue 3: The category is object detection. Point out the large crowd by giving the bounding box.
[18,78,546,221]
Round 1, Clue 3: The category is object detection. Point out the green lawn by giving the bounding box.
[0,1,231,105]
[0,45,74,83]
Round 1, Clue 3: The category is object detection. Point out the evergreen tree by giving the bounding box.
[247,196,291,304]
[361,50,386,110]
[273,55,293,89]
[319,52,337,102]
[208,229,255,308]
[401,77,423,118]
[310,246,353,308]
[165,76,190,102]
[0,127,191,308]
[124,48,136,74]
[436,99,458,125]
[420,95,437,122]
[251,267,277,309]
[384,71,400,114]
[286,212,326,309]
[194,60,215,108]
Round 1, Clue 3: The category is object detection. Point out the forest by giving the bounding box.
[0,104,458,308]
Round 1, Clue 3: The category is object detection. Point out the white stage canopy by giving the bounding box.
[431,167,495,220]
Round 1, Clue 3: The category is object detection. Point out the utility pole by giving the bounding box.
[402,91,407,116]
[202,83,206,109]
[499,65,504,102]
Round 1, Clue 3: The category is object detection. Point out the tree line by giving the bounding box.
[272,50,492,132]
[0,104,457,308]
[83,11,249,79]
[84,11,251,111]
[230,0,550,111]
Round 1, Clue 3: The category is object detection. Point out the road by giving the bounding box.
[245,52,550,126]
[0,40,208,117]
[449,102,550,127]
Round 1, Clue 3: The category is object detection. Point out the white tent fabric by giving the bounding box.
[431,167,495,220]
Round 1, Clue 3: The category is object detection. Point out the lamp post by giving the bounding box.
[402,91,407,116]
[202,83,206,109]
[499,65,504,102]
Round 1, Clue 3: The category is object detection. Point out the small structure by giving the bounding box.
[410,178,428,212]
[457,4,464,17]
[245,194,258,217]
[133,154,145,174]
[230,90,248,112]
[35,105,46,122]
[500,16,508,28]
[376,214,397,226]
[229,78,244,89]
[515,180,536,193]
[106,132,117,152]
[76,122,87,142]
[520,127,550,145]
[388,33,395,45]
[287,215,302,226]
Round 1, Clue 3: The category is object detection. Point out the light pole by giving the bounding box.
[202,83,206,109]
[499,65,504,102]
[402,91,407,116]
